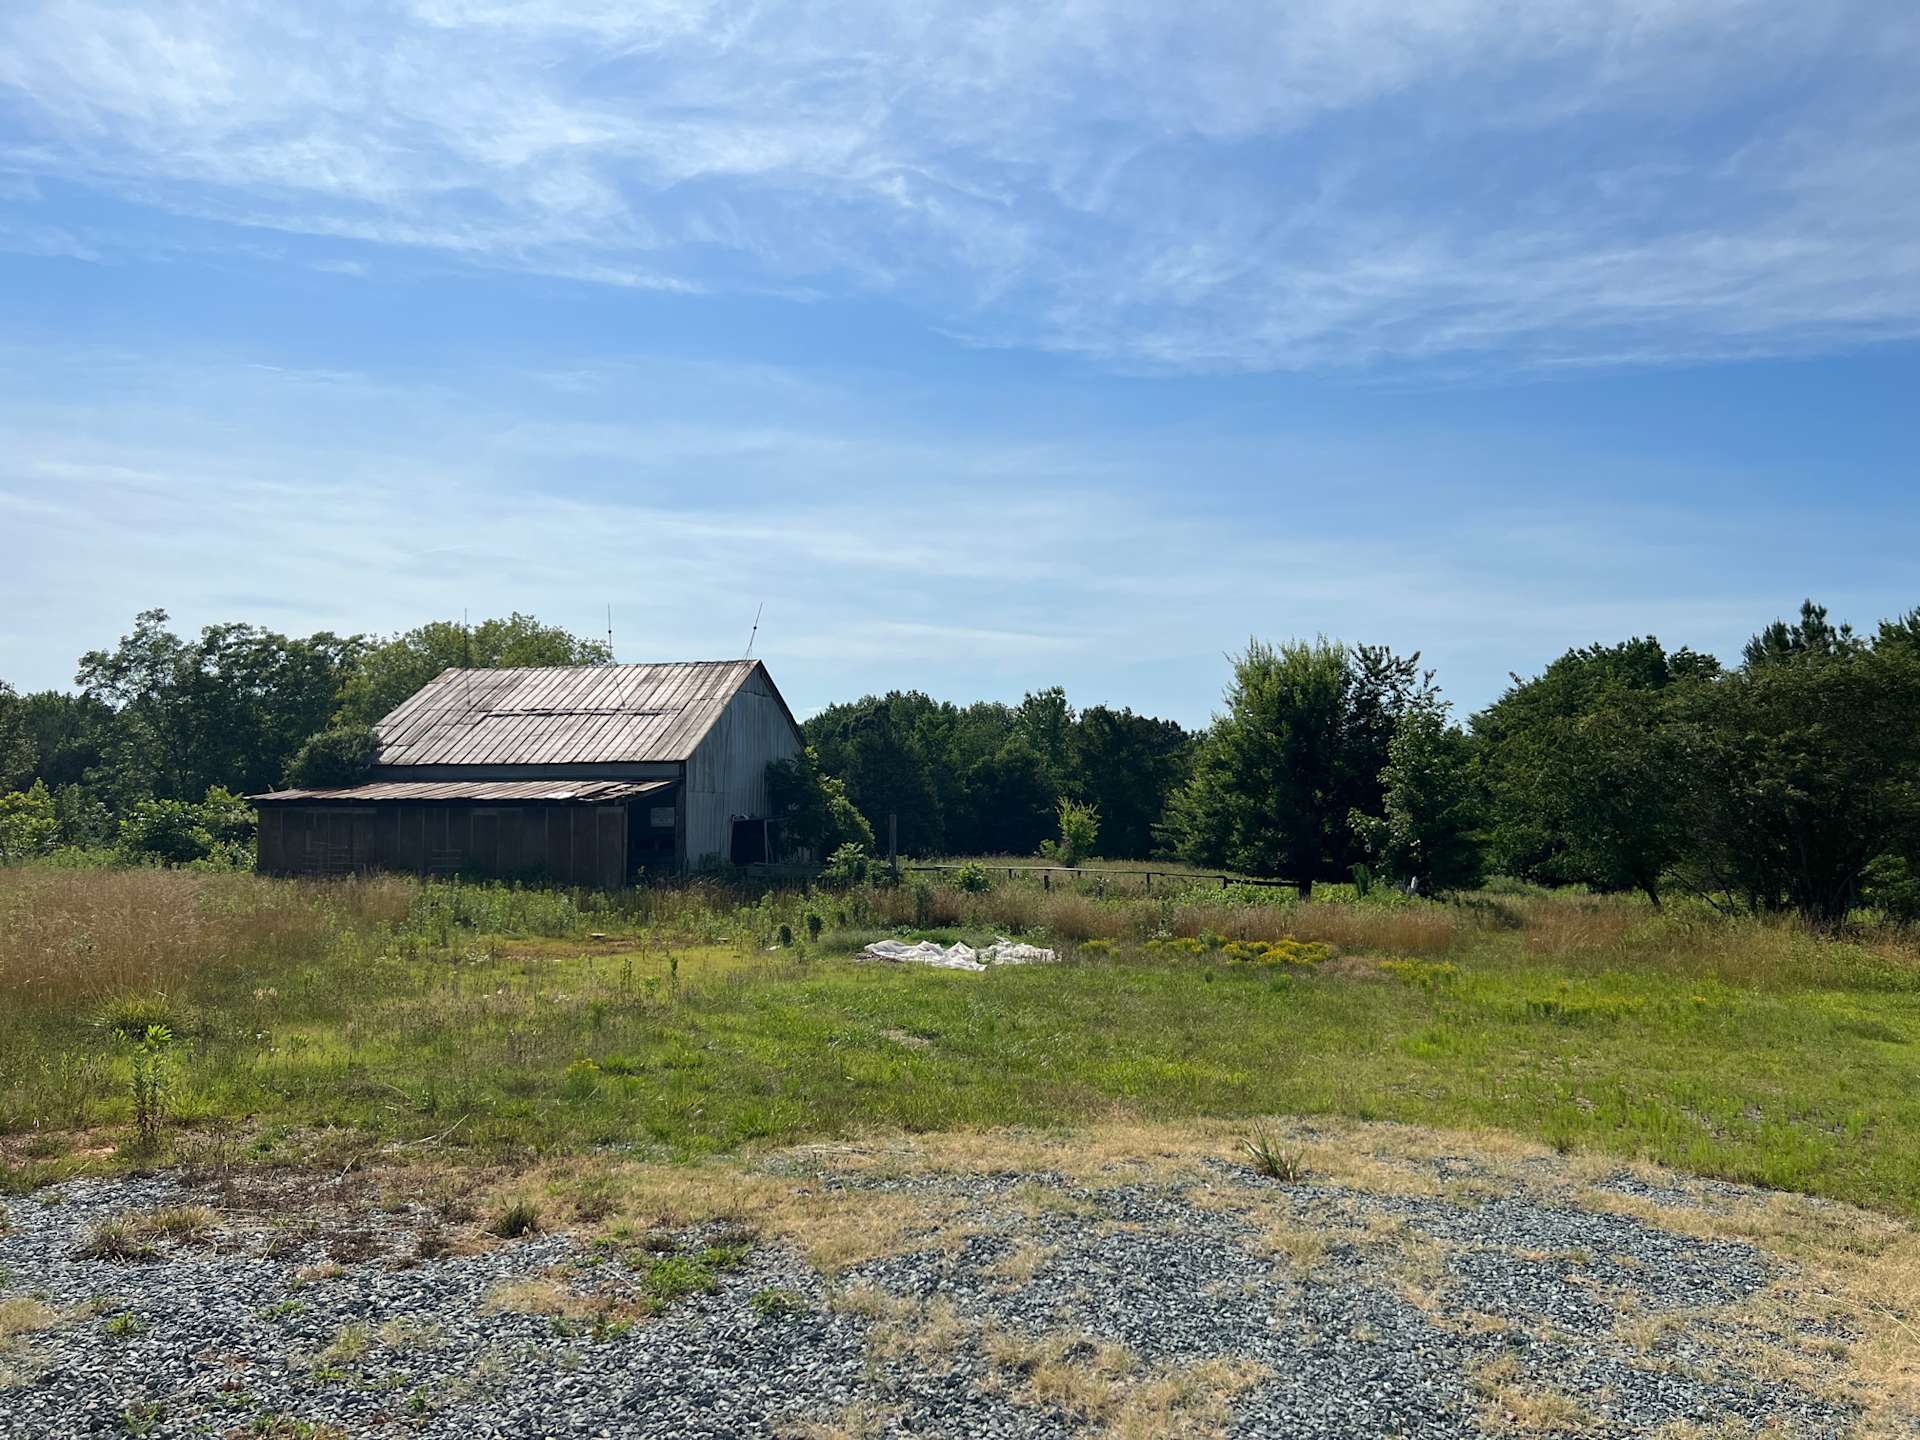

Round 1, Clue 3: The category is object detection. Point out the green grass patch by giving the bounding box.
[5,868,1920,1217]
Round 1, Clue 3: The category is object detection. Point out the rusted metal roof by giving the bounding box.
[252,779,673,804]
[372,660,791,767]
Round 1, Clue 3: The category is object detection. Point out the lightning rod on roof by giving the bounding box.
[745,602,764,659]
[606,603,614,663]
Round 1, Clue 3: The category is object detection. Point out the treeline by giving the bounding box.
[3,600,1918,925]
[0,609,606,865]
[773,602,1920,926]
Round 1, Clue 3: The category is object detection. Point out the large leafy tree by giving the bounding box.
[765,746,875,859]
[1164,638,1435,883]
[1679,602,1920,926]
[1471,638,1712,905]
[15,689,116,791]
[1070,705,1191,859]
[332,613,612,728]
[0,682,35,792]
[77,610,364,801]
[804,692,949,854]
[1350,696,1485,893]
[1163,638,1350,883]
[1332,644,1434,869]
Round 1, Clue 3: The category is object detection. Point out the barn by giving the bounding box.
[252,660,805,885]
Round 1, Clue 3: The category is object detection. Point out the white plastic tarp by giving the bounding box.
[858,936,1057,971]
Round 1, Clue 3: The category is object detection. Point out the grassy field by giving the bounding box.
[3,864,1920,1217]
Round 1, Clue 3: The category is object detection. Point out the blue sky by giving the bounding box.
[1,1,1916,727]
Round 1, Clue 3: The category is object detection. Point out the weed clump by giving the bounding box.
[1222,938,1332,968]
[488,1197,545,1240]
[1243,1126,1307,1183]
[72,1216,159,1263]
[749,1287,809,1319]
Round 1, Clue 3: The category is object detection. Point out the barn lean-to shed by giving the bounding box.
[252,660,805,885]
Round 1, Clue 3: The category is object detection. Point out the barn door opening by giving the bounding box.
[629,794,678,881]
[729,817,770,866]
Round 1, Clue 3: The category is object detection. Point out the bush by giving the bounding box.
[952,863,992,894]
[118,800,211,865]
[1042,797,1101,867]
[1863,854,1920,925]
[820,844,872,888]
[283,725,379,790]
[765,748,874,860]
[0,781,57,864]
[117,788,257,868]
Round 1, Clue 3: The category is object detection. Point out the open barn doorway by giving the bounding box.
[730,817,772,865]
[628,791,679,881]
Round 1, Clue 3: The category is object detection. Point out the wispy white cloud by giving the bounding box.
[0,1,1915,369]
[3,345,1909,717]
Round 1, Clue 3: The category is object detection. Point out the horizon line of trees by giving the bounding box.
[3,601,1917,926]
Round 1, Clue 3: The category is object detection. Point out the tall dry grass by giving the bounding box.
[0,868,415,1011]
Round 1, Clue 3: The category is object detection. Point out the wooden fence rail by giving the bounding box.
[902,863,1302,895]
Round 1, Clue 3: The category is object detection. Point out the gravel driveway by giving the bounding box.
[0,1123,1900,1438]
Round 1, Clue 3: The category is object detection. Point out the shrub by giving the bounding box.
[1222,937,1331,968]
[953,863,992,894]
[1045,797,1101,866]
[117,788,256,868]
[1078,938,1116,960]
[0,781,57,864]
[282,725,379,790]
[765,748,874,860]
[118,799,212,865]
[820,844,872,888]
[1863,854,1920,925]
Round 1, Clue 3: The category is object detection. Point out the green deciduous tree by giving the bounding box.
[0,682,36,792]
[765,746,875,860]
[803,693,949,854]
[283,725,380,789]
[1349,698,1484,894]
[0,780,57,863]
[1044,796,1100,866]
[1472,638,1711,905]
[1163,638,1350,882]
[1070,706,1191,860]
[332,613,610,728]
[1677,607,1920,926]
[78,610,363,802]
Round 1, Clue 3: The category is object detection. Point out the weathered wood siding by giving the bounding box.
[258,802,627,888]
[683,667,805,866]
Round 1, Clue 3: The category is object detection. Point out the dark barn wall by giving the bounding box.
[259,802,630,888]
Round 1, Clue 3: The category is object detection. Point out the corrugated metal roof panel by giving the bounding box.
[252,779,673,804]
[365,660,789,766]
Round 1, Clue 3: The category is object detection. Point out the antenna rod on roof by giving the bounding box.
[606,603,614,664]
[745,602,763,659]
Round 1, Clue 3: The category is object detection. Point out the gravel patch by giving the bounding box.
[0,1153,1868,1438]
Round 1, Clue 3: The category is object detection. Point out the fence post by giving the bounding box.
[1145,871,1151,895]
[1043,871,1050,891]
